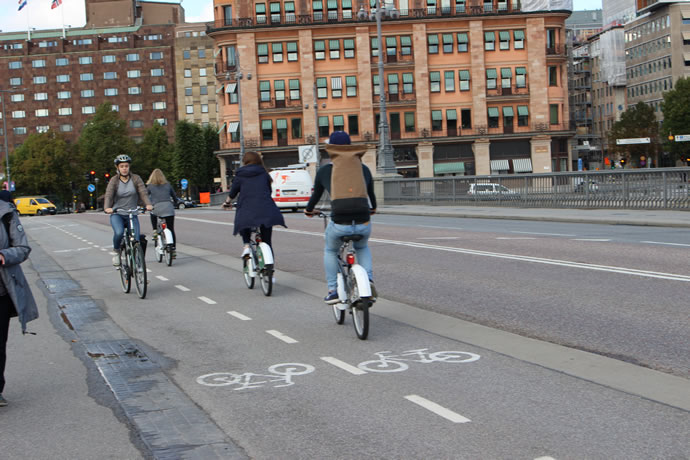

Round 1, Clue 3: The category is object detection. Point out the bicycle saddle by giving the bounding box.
[341,235,363,242]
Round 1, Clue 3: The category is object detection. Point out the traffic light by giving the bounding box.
[620,158,626,167]
[104,172,111,181]
[90,170,96,181]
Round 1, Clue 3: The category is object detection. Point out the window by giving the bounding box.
[80,73,94,81]
[455,0,465,13]
[126,53,139,62]
[56,58,69,66]
[57,91,71,99]
[184,69,192,78]
[329,39,340,59]
[201,104,208,113]
[111,105,119,112]
[152,101,167,110]
[487,107,499,128]
[289,79,300,100]
[503,106,513,129]
[103,55,116,63]
[129,87,142,95]
[546,29,557,50]
[130,120,144,128]
[346,76,357,96]
[9,77,21,86]
[386,74,398,96]
[342,0,352,18]
[129,104,143,112]
[82,106,96,114]
[373,75,380,96]
[457,33,468,52]
[447,109,458,133]
[444,71,455,92]
[287,42,298,61]
[277,118,288,143]
[549,104,559,124]
[149,52,163,60]
[152,85,166,93]
[515,67,526,88]
[348,114,359,135]
[312,0,323,20]
[430,71,441,92]
[73,38,93,46]
[371,37,379,57]
[260,80,271,101]
[331,77,343,98]
[107,36,127,43]
[499,31,510,50]
[500,68,511,88]
[333,115,345,132]
[105,88,118,96]
[36,126,50,133]
[32,59,46,68]
[402,73,414,94]
[272,43,283,62]
[128,70,141,78]
[548,66,558,86]
[199,68,207,77]
[13,127,27,135]
[461,109,471,129]
[442,34,453,53]
[199,49,206,58]
[79,56,93,65]
[428,34,439,54]
[314,40,326,60]
[183,50,191,59]
[256,3,267,23]
[258,43,269,63]
[404,112,415,132]
[327,0,338,19]
[186,105,194,114]
[486,68,497,89]
[485,31,495,51]
[431,110,443,131]
[104,72,117,80]
[81,89,95,98]
[58,108,72,116]
[386,37,397,58]
[427,0,437,13]
[35,109,49,117]
[401,36,412,55]
[10,94,24,102]
[275,80,286,101]
[56,74,70,83]
[262,119,273,140]
[151,68,164,77]
[292,118,302,138]
[318,116,329,137]
[285,1,296,21]
[316,77,328,98]
[8,61,21,69]
[344,39,355,58]
[227,83,238,104]
[458,70,470,91]
[185,87,193,96]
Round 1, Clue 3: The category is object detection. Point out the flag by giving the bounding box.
[18,0,28,11]
[51,0,61,9]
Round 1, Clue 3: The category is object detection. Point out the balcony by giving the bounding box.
[546,44,566,58]
[373,91,417,105]
[214,60,237,76]
[371,52,415,66]
[258,98,303,112]
[486,86,530,99]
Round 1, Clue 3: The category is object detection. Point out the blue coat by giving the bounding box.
[229,164,286,235]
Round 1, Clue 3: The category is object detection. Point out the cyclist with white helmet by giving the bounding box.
[104,155,153,266]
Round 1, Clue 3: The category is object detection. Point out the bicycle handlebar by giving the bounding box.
[112,207,145,214]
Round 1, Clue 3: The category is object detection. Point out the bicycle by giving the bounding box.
[152,214,174,266]
[242,226,275,296]
[318,211,374,340]
[114,207,147,299]
[357,348,480,373]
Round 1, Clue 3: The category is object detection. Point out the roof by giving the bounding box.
[0,25,142,41]
[566,9,603,28]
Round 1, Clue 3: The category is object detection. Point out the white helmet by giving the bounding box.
[114,154,132,165]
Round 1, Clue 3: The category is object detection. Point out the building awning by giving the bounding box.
[276,119,288,129]
[457,32,468,43]
[487,107,500,117]
[228,122,240,133]
[402,73,413,83]
[514,30,525,40]
[217,122,227,134]
[331,77,342,89]
[446,109,457,120]
[287,41,298,52]
[512,158,533,173]
[684,53,690,63]
[501,68,512,78]
[225,83,237,94]
[484,31,495,41]
[683,32,690,41]
[434,162,465,174]
[431,110,443,121]
[499,31,510,41]
[517,105,529,116]
[400,36,411,47]
[503,106,514,117]
[490,159,510,171]
[274,80,285,90]
[682,10,690,19]
[459,70,470,80]
[386,36,397,47]
[261,120,272,130]
[388,73,399,84]
[427,34,439,44]
[216,84,225,94]
[486,68,497,79]
[515,67,527,75]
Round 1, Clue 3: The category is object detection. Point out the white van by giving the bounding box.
[269,164,314,211]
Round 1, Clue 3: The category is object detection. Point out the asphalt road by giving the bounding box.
[9,210,690,459]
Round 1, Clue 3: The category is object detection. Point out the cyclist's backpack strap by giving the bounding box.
[2,212,13,241]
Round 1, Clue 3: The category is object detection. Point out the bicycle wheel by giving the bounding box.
[243,255,255,289]
[260,265,273,296]
[429,351,481,363]
[118,246,131,293]
[133,243,147,299]
[350,274,369,340]
[164,244,173,266]
[357,359,408,373]
[332,303,345,324]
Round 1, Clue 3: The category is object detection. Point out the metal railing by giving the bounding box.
[382,168,690,209]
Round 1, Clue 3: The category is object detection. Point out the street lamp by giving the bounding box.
[305,85,326,171]
[373,0,398,175]
[0,88,23,189]
[226,68,251,164]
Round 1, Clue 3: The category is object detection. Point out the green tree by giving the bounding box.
[661,77,690,166]
[134,121,173,181]
[172,120,204,197]
[78,102,133,178]
[11,131,76,203]
[197,124,221,192]
[609,102,659,167]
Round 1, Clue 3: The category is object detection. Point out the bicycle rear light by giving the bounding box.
[346,253,355,265]
[256,235,262,243]
[161,223,166,229]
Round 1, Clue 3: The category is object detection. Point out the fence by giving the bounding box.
[382,168,690,210]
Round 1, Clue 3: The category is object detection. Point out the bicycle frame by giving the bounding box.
[115,207,147,299]
[243,227,274,296]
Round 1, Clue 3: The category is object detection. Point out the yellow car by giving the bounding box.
[14,196,57,216]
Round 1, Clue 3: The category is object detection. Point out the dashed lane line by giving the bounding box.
[320,357,367,375]
[266,330,298,344]
[175,285,191,292]
[642,240,690,247]
[511,231,575,237]
[227,311,252,321]
[404,395,471,424]
[496,237,536,240]
[417,237,459,240]
[571,238,611,242]
[155,275,169,281]
[198,296,217,305]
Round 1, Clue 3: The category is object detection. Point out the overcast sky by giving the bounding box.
[0,0,601,34]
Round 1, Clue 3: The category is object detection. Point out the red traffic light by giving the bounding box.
[90,170,95,175]
[104,173,111,179]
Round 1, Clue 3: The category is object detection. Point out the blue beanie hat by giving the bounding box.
[328,131,351,145]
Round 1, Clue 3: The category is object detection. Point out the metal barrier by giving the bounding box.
[382,168,690,209]
[210,192,230,206]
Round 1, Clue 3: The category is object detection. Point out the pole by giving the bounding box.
[375,0,397,175]
[237,71,245,163]
[1,94,10,186]
[314,83,320,171]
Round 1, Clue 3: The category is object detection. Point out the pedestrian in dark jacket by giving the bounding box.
[0,198,39,407]
[227,152,286,258]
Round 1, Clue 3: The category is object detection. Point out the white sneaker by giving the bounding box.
[241,247,251,258]
[112,255,120,266]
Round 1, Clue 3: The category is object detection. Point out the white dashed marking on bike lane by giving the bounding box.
[198,296,217,305]
[227,311,252,321]
[320,357,367,375]
[404,395,471,423]
[534,457,557,460]
[175,285,191,292]
[156,275,169,281]
[266,330,298,344]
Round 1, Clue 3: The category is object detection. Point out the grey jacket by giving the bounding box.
[0,201,38,333]
[103,173,152,210]
[147,183,178,218]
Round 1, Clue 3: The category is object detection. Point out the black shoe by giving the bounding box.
[369,280,377,303]
[0,394,8,407]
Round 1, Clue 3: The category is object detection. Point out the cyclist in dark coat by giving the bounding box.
[228,152,286,257]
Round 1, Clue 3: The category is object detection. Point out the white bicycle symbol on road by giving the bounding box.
[357,348,480,373]
[197,363,315,390]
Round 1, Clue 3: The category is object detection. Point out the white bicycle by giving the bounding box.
[152,214,175,266]
[243,226,275,296]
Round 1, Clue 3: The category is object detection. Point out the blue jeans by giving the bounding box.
[110,214,140,250]
[324,221,373,291]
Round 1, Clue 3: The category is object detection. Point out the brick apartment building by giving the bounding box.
[209,0,574,182]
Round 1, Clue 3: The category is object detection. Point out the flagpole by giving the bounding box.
[61,1,66,39]
[26,3,30,41]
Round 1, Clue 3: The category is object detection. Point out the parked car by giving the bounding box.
[14,196,57,215]
[467,183,520,199]
[177,199,197,209]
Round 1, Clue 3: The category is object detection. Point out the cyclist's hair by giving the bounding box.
[147,168,168,185]
[242,152,272,182]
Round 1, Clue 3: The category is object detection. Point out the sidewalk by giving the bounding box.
[375,204,690,228]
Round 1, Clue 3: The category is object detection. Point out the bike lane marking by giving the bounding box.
[404,395,471,424]
[641,240,690,247]
[320,357,367,375]
[227,311,252,321]
[155,275,169,281]
[198,296,217,305]
[266,330,298,344]
[175,285,191,292]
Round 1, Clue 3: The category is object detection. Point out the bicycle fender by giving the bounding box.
[258,242,274,265]
[350,265,372,297]
[162,228,174,245]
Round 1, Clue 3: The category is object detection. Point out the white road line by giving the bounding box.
[404,395,471,423]
[146,268,152,273]
[100,248,108,251]
[266,330,298,344]
[417,237,459,240]
[642,240,690,247]
[417,225,463,230]
[155,275,169,281]
[320,357,367,375]
[571,238,611,242]
[227,311,252,321]
[54,247,92,253]
[534,457,557,460]
[511,231,575,237]
[496,237,536,240]
[198,296,217,305]
[175,285,191,292]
